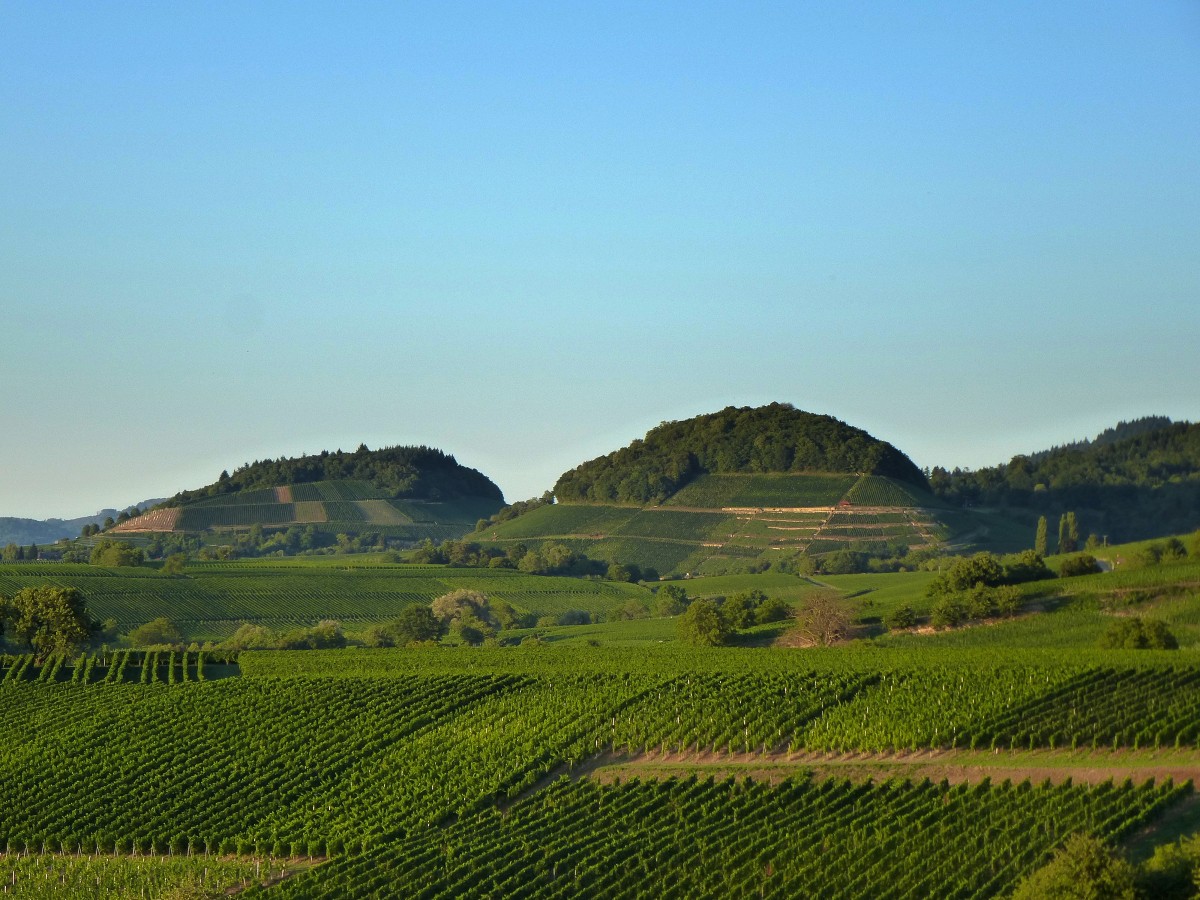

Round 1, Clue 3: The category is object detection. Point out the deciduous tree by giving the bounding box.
[789,591,853,646]
[3,585,95,656]
[128,617,184,648]
[677,598,731,646]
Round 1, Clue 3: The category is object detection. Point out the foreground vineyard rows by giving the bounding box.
[246,776,1184,900]
[3,648,1199,897]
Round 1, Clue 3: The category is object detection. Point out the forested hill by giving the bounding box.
[167,445,504,505]
[553,404,928,504]
[1027,416,1175,462]
[929,419,1200,541]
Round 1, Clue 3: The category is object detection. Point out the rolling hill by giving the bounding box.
[475,404,961,576]
[108,445,504,549]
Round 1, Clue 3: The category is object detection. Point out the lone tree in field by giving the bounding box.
[653,584,690,617]
[391,605,442,646]
[1057,512,1080,555]
[1,585,96,657]
[677,599,731,646]
[430,589,498,644]
[1035,516,1048,556]
[787,591,854,647]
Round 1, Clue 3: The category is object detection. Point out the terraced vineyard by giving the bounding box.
[2,646,1199,898]
[663,473,859,508]
[110,478,500,544]
[479,471,951,576]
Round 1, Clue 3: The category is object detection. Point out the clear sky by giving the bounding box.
[2,1,1198,519]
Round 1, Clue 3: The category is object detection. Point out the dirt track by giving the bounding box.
[582,747,1200,787]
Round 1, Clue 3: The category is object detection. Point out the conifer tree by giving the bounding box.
[1035,516,1048,556]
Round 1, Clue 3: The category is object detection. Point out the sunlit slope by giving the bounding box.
[478,473,954,576]
[110,478,501,544]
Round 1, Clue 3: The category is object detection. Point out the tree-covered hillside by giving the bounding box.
[554,403,928,504]
[931,419,1200,542]
[167,445,503,506]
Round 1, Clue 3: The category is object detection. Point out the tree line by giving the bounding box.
[163,444,504,505]
[929,419,1200,542]
[410,538,660,582]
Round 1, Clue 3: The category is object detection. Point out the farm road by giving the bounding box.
[584,747,1200,788]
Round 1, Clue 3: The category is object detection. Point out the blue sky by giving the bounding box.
[2,1,1198,519]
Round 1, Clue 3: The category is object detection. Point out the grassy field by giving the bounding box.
[0,559,653,641]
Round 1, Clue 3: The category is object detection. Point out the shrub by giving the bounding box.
[1059,554,1101,578]
[930,595,969,629]
[556,610,591,626]
[1011,833,1135,900]
[1098,617,1178,650]
[755,596,791,625]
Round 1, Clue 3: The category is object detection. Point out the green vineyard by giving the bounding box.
[245,776,1185,900]
[480,470,949,576]
[663,473,859,508]
[109,478,502,546]
[1,645,1198,898]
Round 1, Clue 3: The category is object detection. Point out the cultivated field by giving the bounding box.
[2,646,1199,898]
[0,560,653,641]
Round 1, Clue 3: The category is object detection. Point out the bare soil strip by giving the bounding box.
[582,748,1200,788]
[108,508,180,533]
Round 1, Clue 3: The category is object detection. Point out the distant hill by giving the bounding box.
[106,445,504,549]
[169,444,502,505]
[0,500,163,547]
[1027,415,1176,462]
[476,404,955,577]
[554,403,928,504]
[930,418,1200,543]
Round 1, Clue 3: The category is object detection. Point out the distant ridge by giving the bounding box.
[931,417,1200,543]
[0,500,163,546]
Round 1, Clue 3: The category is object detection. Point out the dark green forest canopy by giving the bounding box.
[930,419,1200,541]
[553,403,928,504]
[167,445,504,505]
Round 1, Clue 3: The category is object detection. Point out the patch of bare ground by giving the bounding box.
[108,508,181,533]
[226,857,323,895]
[583,747,1200,788]
[274,485,293,503]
